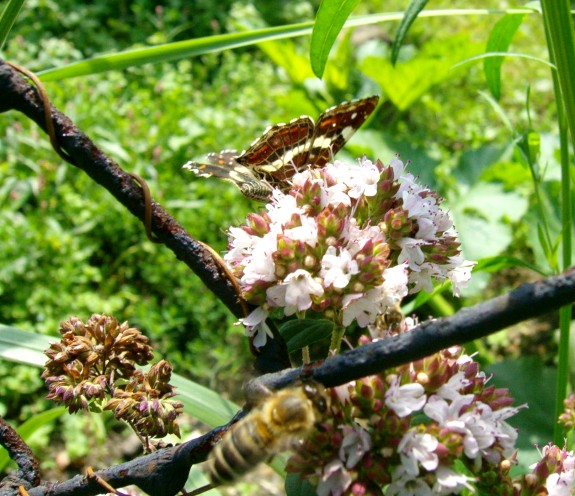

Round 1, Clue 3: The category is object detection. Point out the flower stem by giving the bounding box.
[329,325,346,355]
[302,346,310,364]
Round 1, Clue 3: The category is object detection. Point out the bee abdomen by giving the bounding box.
[208,415,274,485]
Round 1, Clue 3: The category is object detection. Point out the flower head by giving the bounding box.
[287,345,519,495]
[226,157,474,346]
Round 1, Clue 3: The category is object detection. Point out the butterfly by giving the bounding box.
[183,96,379,201]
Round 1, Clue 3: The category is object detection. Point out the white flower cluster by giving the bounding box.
[530,445,575,496]
[225,157,474,346]
[314,350,523,496]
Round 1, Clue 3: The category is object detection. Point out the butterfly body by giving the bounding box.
[184,96,379,201]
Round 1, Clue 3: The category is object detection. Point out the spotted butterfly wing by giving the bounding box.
[236,95,379,182]
[307,95,379,167]
[184,95,379,201]
[235,117,315,179]
[183,150,273,200]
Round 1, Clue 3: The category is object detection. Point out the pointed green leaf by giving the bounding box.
[0,0,25,50]
[390,0,429,65]
[484,14,525,100]
[39,23,314,81]
[280,319,334,353]
[310,0,360,78]
[0,325,49,367]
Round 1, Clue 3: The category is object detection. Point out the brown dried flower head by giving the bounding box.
[42,314,181,441]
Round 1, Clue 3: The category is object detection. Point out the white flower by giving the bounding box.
[425,393,521,463]
[225,226,257,264]
[379,263,409,306]
[397,237,427,269]
[401,188,436,220]
[317,459,352,496]
[238,307,273,348]
[388,465,433,496]
[266,189,304,224]
[407,263,436,294]
[266,269,324,315]
[385,376,427,417]
[424,395,477,457]
[432,466,475,494]
[333,383,354,404]
[340,262,408,328]
[389,156,406,181]
[547,470,575,496]
[325,184,352,207]
[563,451,575,471]
[320,246,359,289]
[338,424,372,469]
[446,257,474,296]
[436,371,472,400]
[397,430,439,475]
[284,215,319,247]
[239,230,279,284]
[458,407,497,459]
[341,285,393,327]
[416,217,437,240]
[346,158,380,198]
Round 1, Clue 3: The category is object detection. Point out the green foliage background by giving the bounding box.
[0,0,572,488]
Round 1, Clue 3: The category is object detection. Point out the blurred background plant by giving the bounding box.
[0,0,572,493]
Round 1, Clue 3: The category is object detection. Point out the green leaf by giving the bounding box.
[285,472,318,496]
[39,23,315,81]
[258,38,315,85]
[487,357,556,470]
[390,0,429,65]
[448,182,529,260]
[310,0,360,78]
[473,256,545,275]
[361,34,482,111]
[280,319,334,353]
[537,222,552,261]
[0,0,25,50]
[0,407,66,472]
[170,374,239,428]
[0,325,50,367]
[323,30,353,92]
[484,14,525,100]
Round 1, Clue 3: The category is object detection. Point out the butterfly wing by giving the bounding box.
[184,96,379,201]
[183,150,273,201]
[307,95,379,167]
[235,117,315,184]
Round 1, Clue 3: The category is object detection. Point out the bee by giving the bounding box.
[371,302,405,337]
[382,302,404,332]
[206,380,329,486]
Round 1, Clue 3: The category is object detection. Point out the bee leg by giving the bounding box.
[242,377,274,408]
[185,483,215,496]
